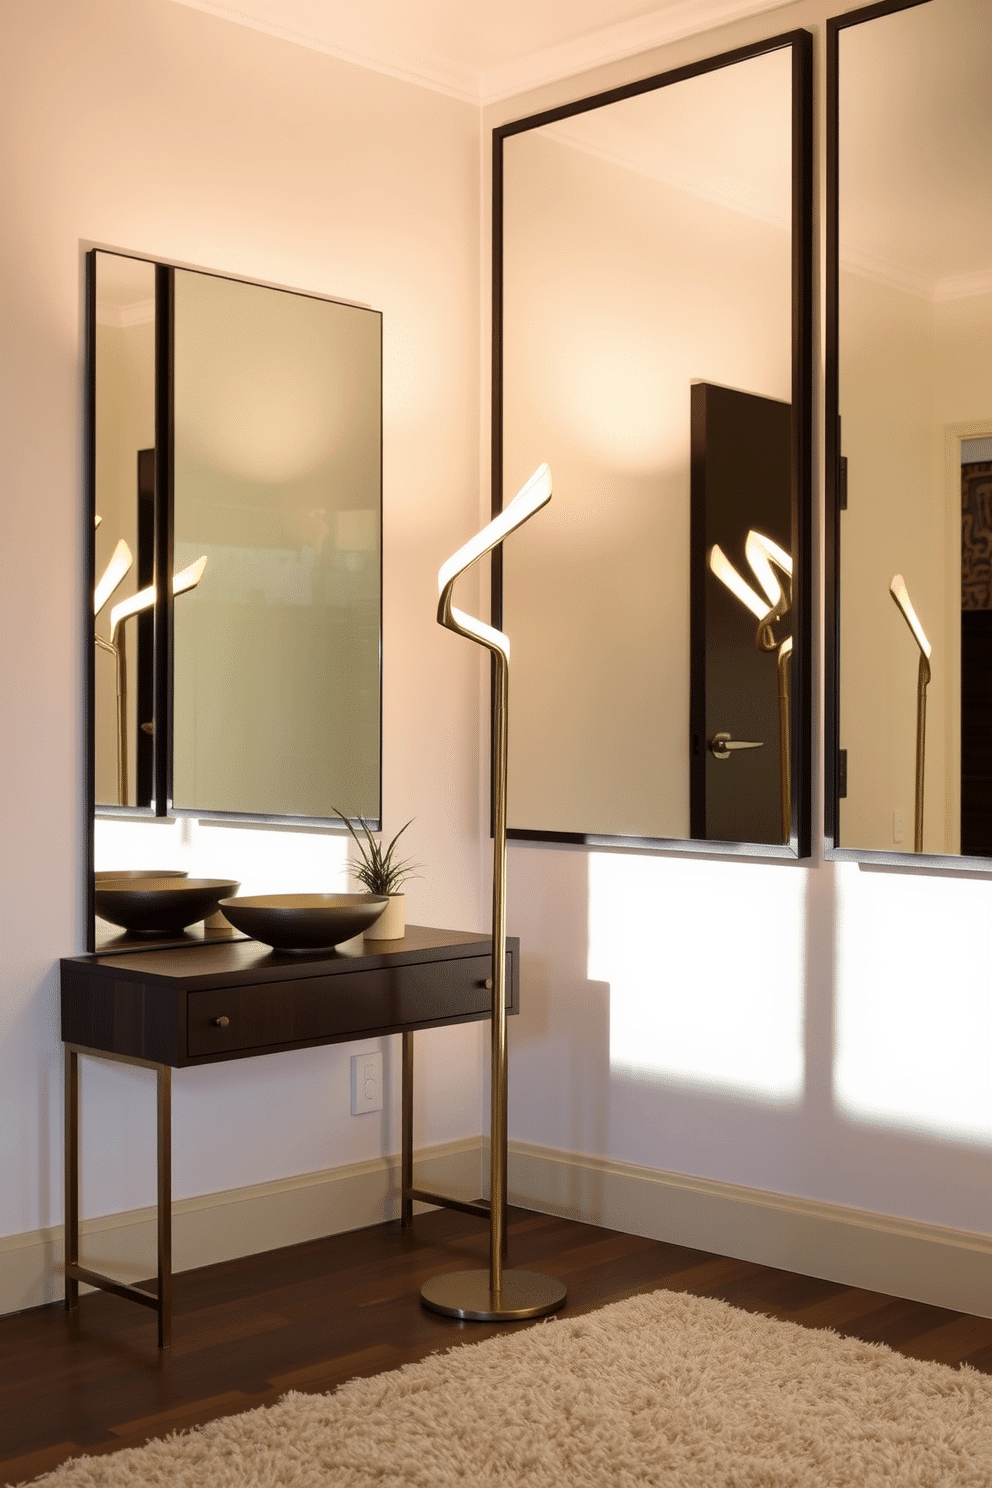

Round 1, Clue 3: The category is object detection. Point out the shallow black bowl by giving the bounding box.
[218,893,388,951]
[94,877,240,935]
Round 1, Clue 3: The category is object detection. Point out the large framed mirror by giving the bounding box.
[826,0,992,866]
[87,251,382,932]
[493,32,812,858]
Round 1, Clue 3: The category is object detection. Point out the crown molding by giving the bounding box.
[839,247,935,301]
[170,0,795,108]
[841,248,992,305]
[934,266,992,304]
[542,121,790,232]
[480,0,794,105]
[169,0,481,103]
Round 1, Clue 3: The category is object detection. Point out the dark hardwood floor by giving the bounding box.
[4,1204,992,1485]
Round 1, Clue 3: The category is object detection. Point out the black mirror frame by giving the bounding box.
[84,248,384,950]
[823,0,982,871]
[491,30,814,860]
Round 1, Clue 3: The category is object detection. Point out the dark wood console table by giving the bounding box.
[60,926,518,1346]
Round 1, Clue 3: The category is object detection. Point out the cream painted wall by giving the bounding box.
[0,0,484,1247]
[486,0,992,1250]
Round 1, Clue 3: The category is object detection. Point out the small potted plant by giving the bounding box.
[334,811,419,940]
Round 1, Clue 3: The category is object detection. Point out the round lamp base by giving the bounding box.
[420,1267,567,1322]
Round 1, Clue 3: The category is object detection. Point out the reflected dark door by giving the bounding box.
[961,459,992,855]
[690,382,792,843]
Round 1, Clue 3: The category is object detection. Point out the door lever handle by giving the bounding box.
[708,731,764,760]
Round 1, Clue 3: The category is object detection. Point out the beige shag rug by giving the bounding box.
[23,1286,992,1486]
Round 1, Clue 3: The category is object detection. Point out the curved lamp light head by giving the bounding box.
[709,542,771,621]
[709,529,792,653]
[109,555,208,642]
[437,463,552,660]
[889,574,932,660]
[94,538,133,618]
[745,530,792,608]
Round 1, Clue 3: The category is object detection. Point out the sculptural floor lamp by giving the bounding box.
[890,574,931,853]
[421,463,567,1323]
[709,530,793,842]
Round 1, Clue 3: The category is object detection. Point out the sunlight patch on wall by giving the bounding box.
[591,852,805,1103]
[834,864,992,1142]
[94,816,349,897]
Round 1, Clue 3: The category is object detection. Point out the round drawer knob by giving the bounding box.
[211,1015,230,1028]
[480,978,493,990]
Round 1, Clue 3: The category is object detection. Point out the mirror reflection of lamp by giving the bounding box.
[708,531,793,842]
[94,536,134,805]
[95,554,208,807]
[889,574,932,853]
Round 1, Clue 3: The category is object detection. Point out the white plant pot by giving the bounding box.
[365,893,405,941]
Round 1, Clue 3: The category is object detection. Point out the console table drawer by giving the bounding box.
[187,953,502,1057]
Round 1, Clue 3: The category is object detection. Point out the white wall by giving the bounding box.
[487,0,992,1259]
[0,0,484,1250]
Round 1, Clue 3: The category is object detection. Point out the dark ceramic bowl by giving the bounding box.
[94,877,240,935]
[218,893,388,952]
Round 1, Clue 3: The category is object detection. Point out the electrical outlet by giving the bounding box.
[893,808,906,843]
[351,1051,383,1115]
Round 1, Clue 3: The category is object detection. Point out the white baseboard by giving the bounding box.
[505,1139,992,1320]
[0,1137,484,1318]
[7,1136,992,1322]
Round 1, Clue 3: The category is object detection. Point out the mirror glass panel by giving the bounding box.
[90,252,382,827]
[171,269,381,818]
[497,38,811,852]
[831,0,992,859]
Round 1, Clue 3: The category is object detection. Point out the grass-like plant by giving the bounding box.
[334,810,419,897]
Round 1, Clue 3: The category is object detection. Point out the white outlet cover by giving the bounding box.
[351,1051,383,1115]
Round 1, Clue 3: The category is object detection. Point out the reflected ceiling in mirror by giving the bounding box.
[827,0,992,864]
[495,35,812,855]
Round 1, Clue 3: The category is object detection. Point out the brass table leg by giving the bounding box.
[62,1047,173,1347]
[401,1031,413,1228]
[64,1047,79,1313]
[157,1064,172,1348]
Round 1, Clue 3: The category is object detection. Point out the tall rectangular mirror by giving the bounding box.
[826,0,992,865]
[89,252,382,844]
[494,32,812,857]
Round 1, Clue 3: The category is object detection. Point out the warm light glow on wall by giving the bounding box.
[590,852,805,1103]
[834,865,992,1142]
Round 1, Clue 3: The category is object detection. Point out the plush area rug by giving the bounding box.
[22,1285,992,1486]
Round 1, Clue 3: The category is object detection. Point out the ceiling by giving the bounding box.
[169,0,791,103]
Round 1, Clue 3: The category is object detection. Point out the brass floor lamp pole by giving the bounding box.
[776,635,793,845]
[890,575,931,853]
[421,464,567,1323]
